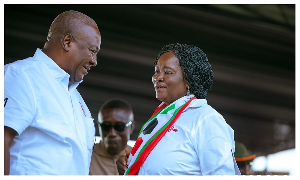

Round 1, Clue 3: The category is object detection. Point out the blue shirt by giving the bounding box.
[4,49,95,175]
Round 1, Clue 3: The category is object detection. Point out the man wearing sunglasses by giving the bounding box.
[89,99,135,175]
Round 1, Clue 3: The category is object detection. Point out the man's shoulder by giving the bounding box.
[5,56,40,73]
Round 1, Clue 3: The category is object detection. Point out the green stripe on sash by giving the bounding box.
[126,97,196,175]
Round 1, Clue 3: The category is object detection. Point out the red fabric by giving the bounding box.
[131,137,143,156]
[151,103,167,117]
[235,154,256,162]
[127,97,196,175]
[131,104,166,157]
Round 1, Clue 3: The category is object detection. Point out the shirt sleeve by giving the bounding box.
[4,65,36,135]
[195,112,236,175]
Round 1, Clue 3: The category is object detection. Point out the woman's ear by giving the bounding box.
[185,80,190,90]
[185,80,190,96]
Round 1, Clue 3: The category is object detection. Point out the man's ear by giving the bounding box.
[61,33,73,52]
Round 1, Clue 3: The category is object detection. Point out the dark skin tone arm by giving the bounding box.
[4,126,17,175]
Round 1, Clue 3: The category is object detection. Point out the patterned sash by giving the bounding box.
[125,96,197,175]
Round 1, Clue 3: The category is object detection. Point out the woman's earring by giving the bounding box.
[187,86,190,96]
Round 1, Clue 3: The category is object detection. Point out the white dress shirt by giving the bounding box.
[4,49,95,175]
[138,97,237,175]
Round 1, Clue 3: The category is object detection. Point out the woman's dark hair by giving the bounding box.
[155,43,213,99]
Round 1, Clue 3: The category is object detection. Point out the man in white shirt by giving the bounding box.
[4,10,101,175]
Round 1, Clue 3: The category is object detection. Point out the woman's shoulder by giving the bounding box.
[185,99,222,117]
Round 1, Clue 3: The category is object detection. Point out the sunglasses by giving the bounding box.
[99,121,132,132]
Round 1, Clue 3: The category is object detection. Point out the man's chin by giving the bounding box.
[73,75,84,83]
[107,146,120,155]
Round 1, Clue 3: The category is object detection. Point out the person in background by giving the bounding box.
[116,43,240,175]
[234,141,256,175]
[89,98,135,175]
[4,10,101,175]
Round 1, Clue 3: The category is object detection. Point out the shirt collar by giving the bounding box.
[188,98,207,108]
[34,48,82,92]
[163,95,207,110]
[172,95,207,112]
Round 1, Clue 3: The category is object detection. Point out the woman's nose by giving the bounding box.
[153,73,164,82]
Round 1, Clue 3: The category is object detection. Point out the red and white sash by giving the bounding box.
[125,95,196,175]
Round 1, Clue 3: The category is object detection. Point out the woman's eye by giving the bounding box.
[165,71,172,74]
[154,70,159,74]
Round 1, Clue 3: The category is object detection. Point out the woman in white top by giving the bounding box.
[117,43,240,175]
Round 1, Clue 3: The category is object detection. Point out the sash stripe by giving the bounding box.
[138,103,167,136]
[151,103,167,117]
[126,97,196,175]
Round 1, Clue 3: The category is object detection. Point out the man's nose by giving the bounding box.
[108,127,117,136]
[90,55,97,66]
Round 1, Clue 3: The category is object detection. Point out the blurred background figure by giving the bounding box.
[89,98,135,175]
[235,141,256,175]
